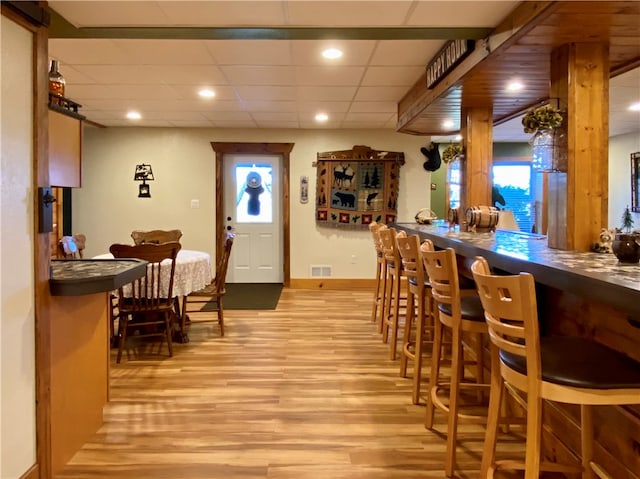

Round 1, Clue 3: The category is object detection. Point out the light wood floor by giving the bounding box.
[54,288,526,479]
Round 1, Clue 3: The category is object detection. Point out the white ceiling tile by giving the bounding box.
[157,1,287,26]
[291,40,376,66]
[349,101,397,113]
[125,119,174,127]
[296,86,357,101]
[49,1,170,27]
[167,85,237,101]
[354,86,409,101]
[221,66,296,85]
[47,0,637,137]
[112,40,215,65]
[66,65,225,86]
[252,111,298,122]
[287,1,413,26]
[371,40,444,66]
[344,112,396,122]
[297,101,350,113]
[169,120,215,127]
[52,65,97,84]
[240,100,297,112]
[201,111,253,121]
[214,120,259,128]
[205,40,292,65]
[254,120,300,128]
[68,84,177,101]
[234,86,296,101]
[361,66,424,86]
[135,111,211,121]
[407,1,517,27]
[295,66,366,86]
[49,39,130,65]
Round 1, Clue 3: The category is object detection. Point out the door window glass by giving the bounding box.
[234,163,273,223]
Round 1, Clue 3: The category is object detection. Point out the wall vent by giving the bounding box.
[310,265,332,277]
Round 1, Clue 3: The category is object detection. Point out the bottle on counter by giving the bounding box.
[48,60,65,103]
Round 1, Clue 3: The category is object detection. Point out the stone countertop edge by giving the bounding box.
[394,222,640,318]
[49,259,148,296]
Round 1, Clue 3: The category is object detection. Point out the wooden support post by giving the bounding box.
[548,43,609,251]
[460,106,493,218]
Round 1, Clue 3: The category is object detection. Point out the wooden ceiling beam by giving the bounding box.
[396,1,558,135]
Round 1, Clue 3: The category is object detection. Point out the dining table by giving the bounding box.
[94,249,212,342]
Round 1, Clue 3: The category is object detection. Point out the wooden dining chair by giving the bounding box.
[180,232,235,338]
[471,256,640,479]
[131,229,183,245]
[109,241,182,363]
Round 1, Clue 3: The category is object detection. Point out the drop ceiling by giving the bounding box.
[47,1,640,141]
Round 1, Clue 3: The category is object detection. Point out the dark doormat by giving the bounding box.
[200,283,283,310]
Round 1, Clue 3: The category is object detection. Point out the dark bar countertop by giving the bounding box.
[50,259,147,296]
[395,221,640,318]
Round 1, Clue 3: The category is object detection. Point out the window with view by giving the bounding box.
[492,163,534,233]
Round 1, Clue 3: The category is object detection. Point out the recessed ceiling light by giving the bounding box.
[315,113,329,122]
[506,80,524,92]
[198,88,215,99]
[126,111,141,120]
[629,102,640,112]
[442,120,455,129]
[322,48,343,60]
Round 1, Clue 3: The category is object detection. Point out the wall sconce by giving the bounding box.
[133,164,154,198]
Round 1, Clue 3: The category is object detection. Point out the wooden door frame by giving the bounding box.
[211,142,293,287]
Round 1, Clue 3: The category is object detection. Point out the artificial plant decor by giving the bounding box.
[442,143,462,164]
[621,204,635,233]
[521,105,563,133]
[612,205,640,263]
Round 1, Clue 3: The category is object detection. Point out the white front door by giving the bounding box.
[224,154,282,283]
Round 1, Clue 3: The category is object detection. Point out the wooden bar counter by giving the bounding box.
[396,222,640,479]
[48,259,146,475]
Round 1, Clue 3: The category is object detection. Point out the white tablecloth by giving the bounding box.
[94,249,211,297]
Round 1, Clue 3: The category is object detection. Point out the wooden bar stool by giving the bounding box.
[379,226,406,360]
[471,256,640,479]
[396,232,434,405]
[368,221,387,329]
[420,240,490,477]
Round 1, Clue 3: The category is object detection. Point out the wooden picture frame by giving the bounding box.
[631,151,640,213]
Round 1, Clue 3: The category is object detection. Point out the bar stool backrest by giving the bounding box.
[470,256,541,379]
[379,227,401,269]
[420,240,462,317]
[396,233,425,285]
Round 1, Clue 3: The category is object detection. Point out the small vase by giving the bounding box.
[612,233,640,263]
[531,129,555,172]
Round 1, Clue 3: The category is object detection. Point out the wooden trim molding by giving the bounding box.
[19,464,39,479]
[290,278,376,290]
[211,142,294,287]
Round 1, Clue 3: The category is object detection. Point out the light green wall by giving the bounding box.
[73,127,434,279]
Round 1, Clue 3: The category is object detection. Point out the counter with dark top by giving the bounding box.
[395,221,640,318]
[49,258,147,296]
[394,222,640,476]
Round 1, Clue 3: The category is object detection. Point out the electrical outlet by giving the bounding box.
[190,199,200,209]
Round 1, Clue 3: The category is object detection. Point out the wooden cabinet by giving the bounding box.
[49,108,82,187]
